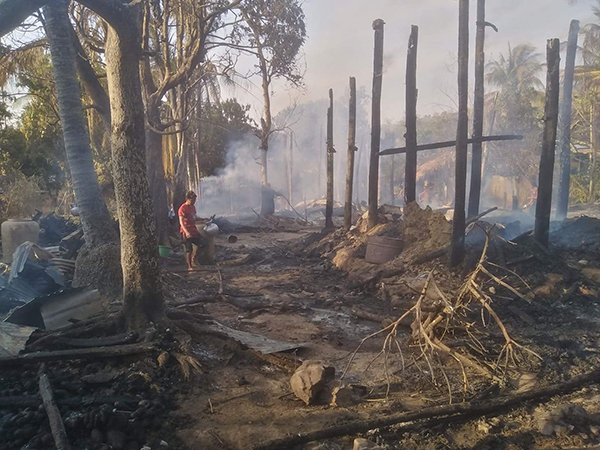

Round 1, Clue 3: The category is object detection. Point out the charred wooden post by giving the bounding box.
[557,20,580,221]
[389,155,395,205]
[449,0,470,267]
[39,364,72,450]
[326,88,335,230]
[405,25,419,205]
[289,131,294,208]
[467,0,487,218]
[368,19,385,229]
[283,134,290,210]
[535,39,561,247]
[344,77,358,230]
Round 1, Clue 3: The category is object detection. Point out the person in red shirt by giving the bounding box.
[178,191,205,271]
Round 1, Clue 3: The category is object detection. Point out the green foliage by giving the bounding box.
[197,98,256,177]
[0,169,43,219]
[238,0,307,86]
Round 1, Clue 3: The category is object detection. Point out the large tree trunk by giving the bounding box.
[449,0,469,267]
[556,20,580,220]
[43,0,117,249]
[344,77,357,230]
[1,0,164,331]
[105,19,164,330]
[325,89,335,230]
[140,22,172,246]
[368,19,385,229]
[534,39,561,248]
[467,0,486,218]
[405,25,419,205]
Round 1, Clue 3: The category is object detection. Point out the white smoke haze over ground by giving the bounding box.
[202,0,596,219]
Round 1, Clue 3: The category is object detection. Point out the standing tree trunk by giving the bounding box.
[534,39,561,248]
[368,19,385,229]
[467,0,487,218]
[325,89,335,230]
[557,20,580,220]
[449,0,469,267]
[105,19,164,330]
[1,0,164,331]
[44,0,123,301]
[344,77,358,230]
[43,0,117,248]
[405,25,419,205]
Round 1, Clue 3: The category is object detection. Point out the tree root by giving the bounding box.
[344,226,541,400]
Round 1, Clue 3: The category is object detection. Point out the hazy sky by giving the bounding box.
[226,0,597,123]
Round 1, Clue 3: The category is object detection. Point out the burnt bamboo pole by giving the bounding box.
[325,89,335,230]
[557,20,580,221]
[283,134,290,210]
[390,155,395,205]
[535,39,561,247]
[380,135,523,156]
[289,131,294,207]
[449,0,470,267]
[39,364,72,450]
[368,19,385,229]
[344,77,358,229]
[467,0,487,218]
[405,25,419,205]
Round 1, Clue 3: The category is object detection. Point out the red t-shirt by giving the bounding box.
[178,203,200,237]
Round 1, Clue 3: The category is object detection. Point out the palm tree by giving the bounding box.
[43,1,117,248]
[486,43,544,94]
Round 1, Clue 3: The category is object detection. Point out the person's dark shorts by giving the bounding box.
[183,236,204,253]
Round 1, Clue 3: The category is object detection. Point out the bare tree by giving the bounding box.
[237,0,306,214]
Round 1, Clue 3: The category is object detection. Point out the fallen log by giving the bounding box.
[465,207,498,226]
[39,364,71,450]
[0,343,155,366]
[251,367,600,450]
[412,248,448,265]
[170,294,220,307]
[0,394,139,409]
[54,333,136,348]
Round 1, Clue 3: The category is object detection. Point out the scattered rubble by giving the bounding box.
[290,360,335,405]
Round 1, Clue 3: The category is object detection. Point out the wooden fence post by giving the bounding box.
[368,19,385,229]
[449,0,470,267]
[535,39,561,247]
[344,77,358,229]
[557,20,580,221]
[405,25,419,205]
[326,88,335,230]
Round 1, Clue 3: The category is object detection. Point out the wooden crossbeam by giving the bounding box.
[379,134,523,156]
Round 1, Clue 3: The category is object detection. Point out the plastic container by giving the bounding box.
[365,235,404,264]
[203,223,219,237]
[158,246,172,258]
[2,219,40,263]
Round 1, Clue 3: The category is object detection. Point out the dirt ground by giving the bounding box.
[156,212,600,450]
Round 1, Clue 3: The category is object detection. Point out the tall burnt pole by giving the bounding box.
[325,88,335,230]
[467,0,487,218]
[557,20,580,221]
[368,19,385,229]
[535,39,561,247]
[405,25,419,205]
[449,0,470,267]
[344,77,358,230]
